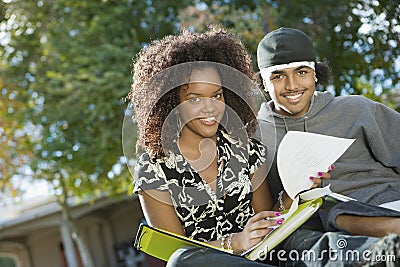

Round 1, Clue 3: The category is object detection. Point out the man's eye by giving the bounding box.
[298,70,308,75]
[270,75,282,81]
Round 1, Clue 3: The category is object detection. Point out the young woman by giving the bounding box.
[126,27,326,266]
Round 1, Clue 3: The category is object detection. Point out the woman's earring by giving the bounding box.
[224,111,229,125]
[315,77,318,83]
[176,113,182,138]
[222,111,232,134]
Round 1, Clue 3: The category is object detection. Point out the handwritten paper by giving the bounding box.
[277,131,355,199]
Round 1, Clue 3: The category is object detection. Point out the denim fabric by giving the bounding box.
[280,229,379,266]
[323,201,400,232]
[166,247,275,267]
[276,196,400,266]
[165,232,397,267]
[166,201,400,267]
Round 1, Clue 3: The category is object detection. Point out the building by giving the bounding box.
[0,194,160,267]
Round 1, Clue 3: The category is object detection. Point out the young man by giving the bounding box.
[256,27,400,266]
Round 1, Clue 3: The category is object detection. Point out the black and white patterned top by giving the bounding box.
[134,131,267,242]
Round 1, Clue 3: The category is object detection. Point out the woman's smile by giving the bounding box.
[199,116,218,126]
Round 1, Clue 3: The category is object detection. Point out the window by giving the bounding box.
[0,256,17,267]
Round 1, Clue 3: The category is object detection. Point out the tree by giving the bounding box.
[178,1,275,71]
[272,0,400,97]
[1,0,399,265]
[1,0,191,265]
[0,76,36,204]
[178,0,399,102]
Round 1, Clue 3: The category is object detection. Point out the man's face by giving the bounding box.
[264,66,316,118]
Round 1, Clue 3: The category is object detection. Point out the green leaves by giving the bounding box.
[272,0,399,97]
[1,0,399,205]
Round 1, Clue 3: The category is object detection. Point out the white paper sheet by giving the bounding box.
[379,200,400,212]
[299,185,332,201]
[277,131,355,199]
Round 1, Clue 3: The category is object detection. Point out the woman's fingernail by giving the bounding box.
[275,212,281,216]
[317,172,322,177]
[276,219,284,225]
[329,165,335,171]
[309,176,314,181]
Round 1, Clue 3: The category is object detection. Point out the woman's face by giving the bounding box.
[178,67,225,140]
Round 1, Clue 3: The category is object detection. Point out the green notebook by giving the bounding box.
[134,197,323,262]
[134,223,232,262]
[243,197,323,260]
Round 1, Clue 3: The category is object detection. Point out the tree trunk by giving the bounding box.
[60,202,95,267]
[59,176,95,267]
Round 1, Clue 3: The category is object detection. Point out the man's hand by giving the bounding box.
[310,164,334,188]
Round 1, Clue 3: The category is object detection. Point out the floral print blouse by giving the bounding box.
[134,131,267,242]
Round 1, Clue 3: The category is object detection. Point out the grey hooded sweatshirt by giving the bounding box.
[257,91,400,206]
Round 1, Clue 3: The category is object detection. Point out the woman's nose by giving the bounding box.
[201,98,217,113]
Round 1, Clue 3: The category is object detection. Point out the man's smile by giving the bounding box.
[281,90,307,101]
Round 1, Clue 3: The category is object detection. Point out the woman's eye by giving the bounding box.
[189,97,201,103]
[213,93,222,100]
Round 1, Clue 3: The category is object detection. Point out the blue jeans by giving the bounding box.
[166,232,399,267]
[167,202,400,267]
[279,229,379,266]
[167,247,275,267]
[279,200,400,266]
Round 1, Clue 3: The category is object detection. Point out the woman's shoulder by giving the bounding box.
[136,151,185,177]
[136,152,155,168]
[134,152,171,192]
[135,152,163,176]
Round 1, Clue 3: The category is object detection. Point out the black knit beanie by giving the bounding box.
[257,28,316,70]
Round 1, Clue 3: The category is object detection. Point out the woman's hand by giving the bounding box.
[310,164,335,188]
[230,210,284,254]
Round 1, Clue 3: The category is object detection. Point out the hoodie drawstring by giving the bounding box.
[283,118,289,133]
[282,116,309,133]
[304,116,309,132]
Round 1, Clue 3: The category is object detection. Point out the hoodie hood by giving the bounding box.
[257,91,335,132]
